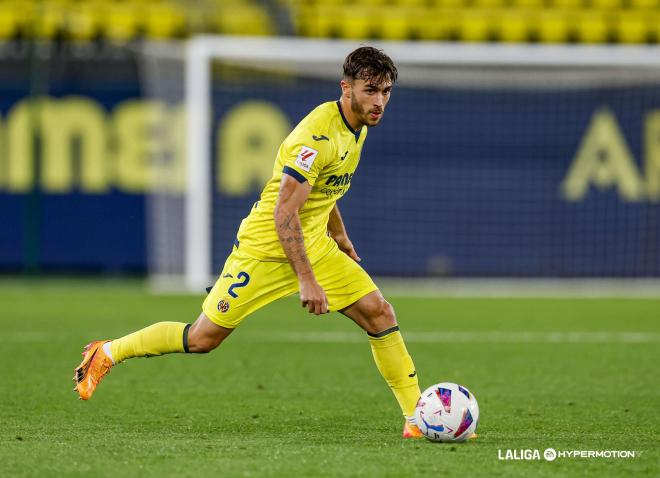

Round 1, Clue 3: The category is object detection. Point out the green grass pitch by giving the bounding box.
[1,279,658,477]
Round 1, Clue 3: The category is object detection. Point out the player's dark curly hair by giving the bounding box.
[343,47,398,85]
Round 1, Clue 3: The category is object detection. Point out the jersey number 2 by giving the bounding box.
[228,272,250,298]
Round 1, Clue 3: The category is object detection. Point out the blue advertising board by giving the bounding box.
[1,59,659,276]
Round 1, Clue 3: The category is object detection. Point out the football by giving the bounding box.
[414,382,479,442]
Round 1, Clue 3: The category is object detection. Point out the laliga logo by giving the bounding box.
[498,449,542,460]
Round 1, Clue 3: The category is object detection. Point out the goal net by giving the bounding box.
[139,37,660,292]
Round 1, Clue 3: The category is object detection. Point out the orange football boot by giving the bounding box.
[402,421,424,438]
[73,340,113,400]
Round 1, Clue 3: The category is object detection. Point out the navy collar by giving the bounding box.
[336,101,362,142]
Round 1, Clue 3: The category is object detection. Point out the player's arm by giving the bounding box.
[328,204,361,262]
[274,173,329,315]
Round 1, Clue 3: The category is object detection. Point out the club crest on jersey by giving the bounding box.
[217,300,230,313]
[295,146,318,172]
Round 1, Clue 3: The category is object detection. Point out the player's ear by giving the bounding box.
[340,79,352,98]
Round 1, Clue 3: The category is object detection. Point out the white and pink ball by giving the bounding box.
[414,382,479,442]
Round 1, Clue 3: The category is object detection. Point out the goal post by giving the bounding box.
[185,38,212,292]
[140,36,660,292]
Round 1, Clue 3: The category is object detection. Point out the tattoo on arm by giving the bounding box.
[275,208,313,277]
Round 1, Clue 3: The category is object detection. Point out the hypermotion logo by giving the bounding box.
[497,448,637,461]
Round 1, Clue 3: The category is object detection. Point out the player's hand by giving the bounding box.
[299,276,329,315]
[332,233,361,262]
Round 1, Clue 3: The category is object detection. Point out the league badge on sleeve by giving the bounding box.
[295,146,318,172]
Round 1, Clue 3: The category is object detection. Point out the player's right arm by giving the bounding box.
[274,173,329,315]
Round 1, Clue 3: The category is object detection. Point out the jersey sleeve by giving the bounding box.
[281,138,335,187]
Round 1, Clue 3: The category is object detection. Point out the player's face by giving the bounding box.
[349,79,392,127]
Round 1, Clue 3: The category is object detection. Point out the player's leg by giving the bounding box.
[110,312,234,361]
[340,291,421,435]
[312,238,421,436]
[186,312,234,352]
[74,246,297,400]
[73,313,233,401]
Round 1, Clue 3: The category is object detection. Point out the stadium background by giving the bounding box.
[2,1,660,279]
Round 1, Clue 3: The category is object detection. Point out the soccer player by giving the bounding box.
[73,46,423,438]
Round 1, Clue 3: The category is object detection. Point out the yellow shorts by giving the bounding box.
[202,236,378,329]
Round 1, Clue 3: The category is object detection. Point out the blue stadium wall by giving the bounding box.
[1,52,659,277]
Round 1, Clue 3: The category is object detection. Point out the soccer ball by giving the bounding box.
[414,382,479,442]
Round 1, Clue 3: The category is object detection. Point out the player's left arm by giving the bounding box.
[328,204,361,262]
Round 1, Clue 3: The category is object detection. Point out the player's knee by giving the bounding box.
[364,296,397,331]
[380,300,397,326]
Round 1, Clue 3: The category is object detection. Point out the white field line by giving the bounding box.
[246,331,660,344]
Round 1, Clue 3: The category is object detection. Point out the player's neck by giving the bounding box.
[339,97,364,132]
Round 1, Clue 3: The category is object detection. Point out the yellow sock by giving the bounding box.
[369,327,421,418]
[109,322,190,364]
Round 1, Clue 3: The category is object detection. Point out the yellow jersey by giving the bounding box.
[235,100,368,261]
